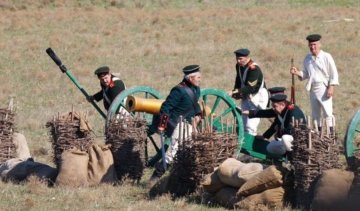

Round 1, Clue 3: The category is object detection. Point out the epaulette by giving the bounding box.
[177,82,186,88]
[247,60,257,70]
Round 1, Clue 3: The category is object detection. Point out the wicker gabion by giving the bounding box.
[106,114,147,182]
[168,120,238,197]
[291,120,340,209]
[46,111,93,169]
[0,108,16,164]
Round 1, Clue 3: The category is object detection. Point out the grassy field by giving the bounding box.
[1,0,360,210]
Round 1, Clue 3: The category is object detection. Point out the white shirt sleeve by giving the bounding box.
[325,53,339,85]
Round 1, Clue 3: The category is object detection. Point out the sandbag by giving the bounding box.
[236,187,284,209]
[217,158,263,188]
[87,144,118,186]
[312,169,354,210]
[237,165,283,197]
[214,187,239,208]
[217,158,245,187]
[12,132,31,160]
[0,158,25,181]
[56,149,89,187]
[201,169,225,193]
[0,158,57,183]
[238,162,263,181]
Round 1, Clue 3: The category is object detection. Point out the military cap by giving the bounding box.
[234,48,250,57]
[270,94,287,103]
[94,66,110,76]
[306,34,321,42]
[183,64,200,75]
[268,87,286,95]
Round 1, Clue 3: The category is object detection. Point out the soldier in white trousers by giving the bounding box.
[290,34,339,132]
[228,48,269,135]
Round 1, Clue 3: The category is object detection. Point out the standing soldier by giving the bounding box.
[290,34,339,133]
[87,66,126,111]
[148,65,202,185]
[228,48,269,135]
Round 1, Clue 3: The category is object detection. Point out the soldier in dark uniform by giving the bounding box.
[148,64,202,185]
[243,94,306,155]
[228,48,268,136]
[87,66,126,111]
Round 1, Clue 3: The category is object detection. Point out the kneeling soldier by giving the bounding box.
[243,94,306,155]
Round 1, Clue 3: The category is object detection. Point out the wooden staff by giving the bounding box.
[291,57,296,105]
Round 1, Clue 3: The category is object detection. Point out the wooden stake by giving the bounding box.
[321,119,326,139]
[307,116,311,129]
[179,116,183,141]
[71,104,74,122]
[210,114,213,134]
[314,120,318,133]
[220,116,224,133]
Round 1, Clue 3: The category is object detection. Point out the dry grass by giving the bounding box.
[0,0,360,210]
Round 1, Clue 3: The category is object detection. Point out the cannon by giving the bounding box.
[106,86,282,164]
[345,109,360,167]
[45,48,275,163]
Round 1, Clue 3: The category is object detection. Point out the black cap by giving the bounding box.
[306,34,321,42]
[183,65,200,75]
[234,48,250,57]
[268,87,286,95]
[94,66,110,76]
[270,94,287,103]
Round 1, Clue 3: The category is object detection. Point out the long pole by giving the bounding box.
[46,48,106,119]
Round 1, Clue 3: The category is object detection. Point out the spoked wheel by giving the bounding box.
[345,109,360,168]
[106,86,163,164]
[200,88,244,155]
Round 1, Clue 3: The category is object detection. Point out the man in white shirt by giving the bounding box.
[290,34,339,133]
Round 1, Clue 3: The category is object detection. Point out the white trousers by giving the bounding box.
[310,83,334,127]
[165,122,193,164]
[241,88,269,136]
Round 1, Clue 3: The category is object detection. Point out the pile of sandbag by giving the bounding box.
[55,144,117,187]
[46,111,93,169]
[201,158,285,209]
[0,107,16,164]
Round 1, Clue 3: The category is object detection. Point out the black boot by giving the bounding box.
[148,161,167,188]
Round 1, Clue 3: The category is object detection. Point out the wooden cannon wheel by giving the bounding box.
[200,88,244,155]
[345,109,360,168]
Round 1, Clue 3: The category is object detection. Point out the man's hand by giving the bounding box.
[327,85,334,97]
[194,115,201,125]
[158,126,165,133]
[86,95,95,102]
[242,110,250,116]
[290,67,300,76]
[227,90,234,96]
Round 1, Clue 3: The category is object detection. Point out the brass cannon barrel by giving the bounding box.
[125,96,212,115]
[126,96,164,114]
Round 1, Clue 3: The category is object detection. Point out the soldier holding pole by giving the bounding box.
[290,34,339,133]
